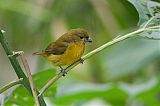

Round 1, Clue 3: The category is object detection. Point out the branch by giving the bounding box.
[0,30,46,106]
[39,28,145,96]
[0,78,23,94]
[18,51,40,106]
[0,30,30,91]
[39,21,160,96]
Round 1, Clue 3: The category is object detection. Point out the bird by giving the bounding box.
[33,28,92,76]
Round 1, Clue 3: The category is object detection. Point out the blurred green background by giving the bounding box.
[0,0,160,106]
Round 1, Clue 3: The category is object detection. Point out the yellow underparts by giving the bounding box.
[46,41,85,66]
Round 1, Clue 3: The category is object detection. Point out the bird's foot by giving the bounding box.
[61,69,67,76]
[59,66,67,76]
[80,58,84,64]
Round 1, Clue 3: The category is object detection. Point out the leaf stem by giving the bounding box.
[143,16,155,28]
[147,25,160,29]
[0,78,23,94]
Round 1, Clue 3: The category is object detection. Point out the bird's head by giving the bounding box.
[69,28,92,43]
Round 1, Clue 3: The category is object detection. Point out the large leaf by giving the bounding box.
[33,68,57,97]
[128,0,160,26]
[103,37,159,79]
[135,79,160,106]
[4,86,34,106]
[54,82,128,106]
[120,77,160,106]
[4,68,57,106]
[103,0,160,79]
[128,0,160,40]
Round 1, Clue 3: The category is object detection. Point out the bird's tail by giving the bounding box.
[32,51,44,55]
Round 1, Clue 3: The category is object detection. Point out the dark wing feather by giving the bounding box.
[45,42,68,55]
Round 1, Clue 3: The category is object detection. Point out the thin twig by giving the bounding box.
[39,24,160,96]
[0,78,23,94]
[144,28,160,31]
[147,25,160,29]
[39,28,145,96]
[18,52,40,106]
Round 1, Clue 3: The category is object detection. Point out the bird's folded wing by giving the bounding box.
[45,42,68,55]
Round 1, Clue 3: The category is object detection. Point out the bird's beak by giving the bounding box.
[84,37,92,43]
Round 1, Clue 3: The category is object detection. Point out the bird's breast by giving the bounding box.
[47,41,85,66]
[60,41,85,65]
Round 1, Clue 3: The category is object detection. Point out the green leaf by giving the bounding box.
[140,27,160,40]
[54,83,128,106]
[135,79,160,106]
[128,0,160,26]
[33,69,57,97]
[103,37,159,79]
[4,68,57,105]
[128,0,150,25]
[119,77,160,106]
[147,1,160,16]
[4,86,34,106]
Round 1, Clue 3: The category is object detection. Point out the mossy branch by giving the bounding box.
[0,31,46,106]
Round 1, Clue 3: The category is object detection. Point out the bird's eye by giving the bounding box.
[80,36,83,39]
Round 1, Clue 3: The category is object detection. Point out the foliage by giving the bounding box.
[0,0,160,106]
[5,69,56,106]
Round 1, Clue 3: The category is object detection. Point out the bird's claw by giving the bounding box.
[61,69,67,76]
[59,66,67,76]
[80,58,84,64]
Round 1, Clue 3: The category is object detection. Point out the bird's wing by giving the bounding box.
[45,41,68,55]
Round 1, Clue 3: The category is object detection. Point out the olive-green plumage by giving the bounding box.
[33,28,92,66]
